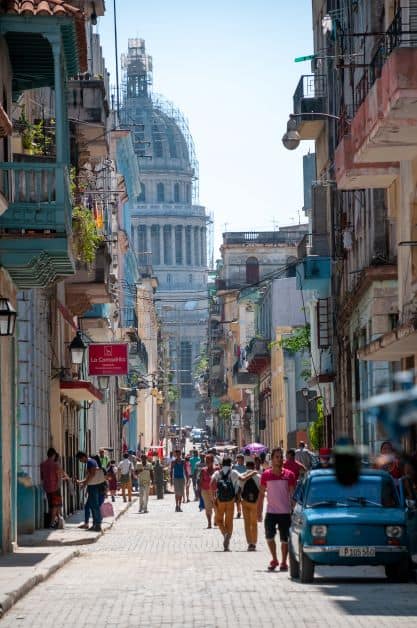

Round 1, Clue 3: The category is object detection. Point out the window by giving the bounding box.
[138,182,146,202]
[151,225,160,265]
[186,183,191,203]
[189,273,193,285]
[246,257,259,283]
[157,183,165,202]
[163,225,172,264]
[185,226,192,264]
[167,273,171,284]
[152,123,163,158]
[174,182,180,203]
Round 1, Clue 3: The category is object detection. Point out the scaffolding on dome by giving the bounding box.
[118,38,200,203]
[151,93,200,203]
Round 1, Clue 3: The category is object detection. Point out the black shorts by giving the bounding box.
[264,513,291,542]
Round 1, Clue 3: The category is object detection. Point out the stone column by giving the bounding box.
[200,227,206,267]
[145,225,151,254]
[194,226,200,267]
[159,223,164,265]
[171,223,176,266]
[181,225,186,265]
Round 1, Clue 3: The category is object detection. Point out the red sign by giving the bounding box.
[88,343,128,376]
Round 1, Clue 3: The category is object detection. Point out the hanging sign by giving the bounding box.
[88,343,128,376]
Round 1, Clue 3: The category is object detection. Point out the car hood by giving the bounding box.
[303,506,405,526]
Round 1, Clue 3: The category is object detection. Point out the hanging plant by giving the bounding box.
[72,205,103,264]
[218,402,233,421]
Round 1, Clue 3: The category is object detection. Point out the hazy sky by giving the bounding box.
[97,1,314,256]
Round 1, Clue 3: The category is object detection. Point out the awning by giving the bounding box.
[358,322,417,362]
[60,380,103,402]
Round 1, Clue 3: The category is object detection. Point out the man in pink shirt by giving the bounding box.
[257,447,296,571]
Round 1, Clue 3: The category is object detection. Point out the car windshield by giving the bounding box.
[305,475,399,508]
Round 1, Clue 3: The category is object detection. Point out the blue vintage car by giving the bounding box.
[289,469,410,583]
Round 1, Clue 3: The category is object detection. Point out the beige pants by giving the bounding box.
[242,500,258,545]
[215,500,234,536]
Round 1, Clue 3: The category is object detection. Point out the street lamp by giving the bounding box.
[0,296,16,336]
[69,331,87,365]
[129,390,137,406]
[282,112,346,150]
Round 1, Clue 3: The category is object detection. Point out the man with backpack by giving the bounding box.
[239,460,260,551]
[210,457,239,551]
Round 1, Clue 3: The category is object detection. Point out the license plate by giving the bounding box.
[339,546,376,557]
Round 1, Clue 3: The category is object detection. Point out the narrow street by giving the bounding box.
[1,494,417,628]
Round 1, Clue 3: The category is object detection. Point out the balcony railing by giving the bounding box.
[0,161,71,232]
[293,74,327,115]
[223,231,304,245]
[354,7,417,110]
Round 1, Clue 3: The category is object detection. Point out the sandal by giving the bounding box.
[279,563,288,572]
[267,560,279,571]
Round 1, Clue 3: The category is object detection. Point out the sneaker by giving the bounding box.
[144,510,148,514]
[175,506,179,512]
[279,563,288,572]
[267,560,279,571]
[78,523,89,529]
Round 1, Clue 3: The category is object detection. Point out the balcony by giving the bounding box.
[0,9,86,287]
[223,230,304,246]
[335,133,399,190]
[0,159,74,287]
[80,303,112,342]
[348,10,417,164]
[293,74,327,140]
[65,244,111,315]
[296,256,331,292]
[246,338,270,374]
[232,371,258,389]
[68,76,109,163]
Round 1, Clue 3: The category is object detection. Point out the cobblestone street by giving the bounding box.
[0,494,416,627]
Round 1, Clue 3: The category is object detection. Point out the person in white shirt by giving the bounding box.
[136,454,154,513]
[118,453,133,502]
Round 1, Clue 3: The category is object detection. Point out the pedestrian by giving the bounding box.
[76,451,104,532]
[153,458,164,499]
[315,447,332,469]
[239,460,260,551]
[184,455,192,503]
[118,452,133,502]
[136,453,154,513]
[198,453,216,528]
[170,449,188,512]
[283,448,305,481]
[128,449,139,492]
[257,447,296,571]
[233,453,246,519]
[210,457,239,551]
[40,447,68,529]
[107,459,118,502]
[189,449,201,500]
[295,441,313,472]
[98,447,109,470]
[374,441,403,480]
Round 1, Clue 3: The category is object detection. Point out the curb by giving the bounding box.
[0,548,79,618]
[0,499,136,618]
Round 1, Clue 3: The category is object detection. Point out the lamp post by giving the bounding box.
[97,375,110,391]
[69,330,87,365]
[0,296,17,336]
[301,387,310,446]
[281,112,347,150]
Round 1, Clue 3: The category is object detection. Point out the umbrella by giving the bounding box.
[241,442,268,455]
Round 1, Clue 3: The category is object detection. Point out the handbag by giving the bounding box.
[100,501,115,518]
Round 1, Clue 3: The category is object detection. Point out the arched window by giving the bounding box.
[138,182,146,202]
[157,183,165,202]
[246,257,259,284]
[174,182,180,202]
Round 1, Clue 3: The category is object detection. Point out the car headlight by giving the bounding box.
[385,525,403,538]
[311,524,327,537]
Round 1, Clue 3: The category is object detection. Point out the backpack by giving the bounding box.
[216,470,235,502]
[241,477,259,503]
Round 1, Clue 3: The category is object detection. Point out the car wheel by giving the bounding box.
[299,546,315,583]
[289,538,299,579]
[385,557,409,583]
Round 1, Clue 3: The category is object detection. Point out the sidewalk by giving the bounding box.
[0,495,137,617]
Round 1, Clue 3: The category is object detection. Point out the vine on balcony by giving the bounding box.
[72,205,103,264]
[277,325,311,354]
[309,397,325,450]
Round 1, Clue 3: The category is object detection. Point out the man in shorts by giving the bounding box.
[257,447,296,571]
